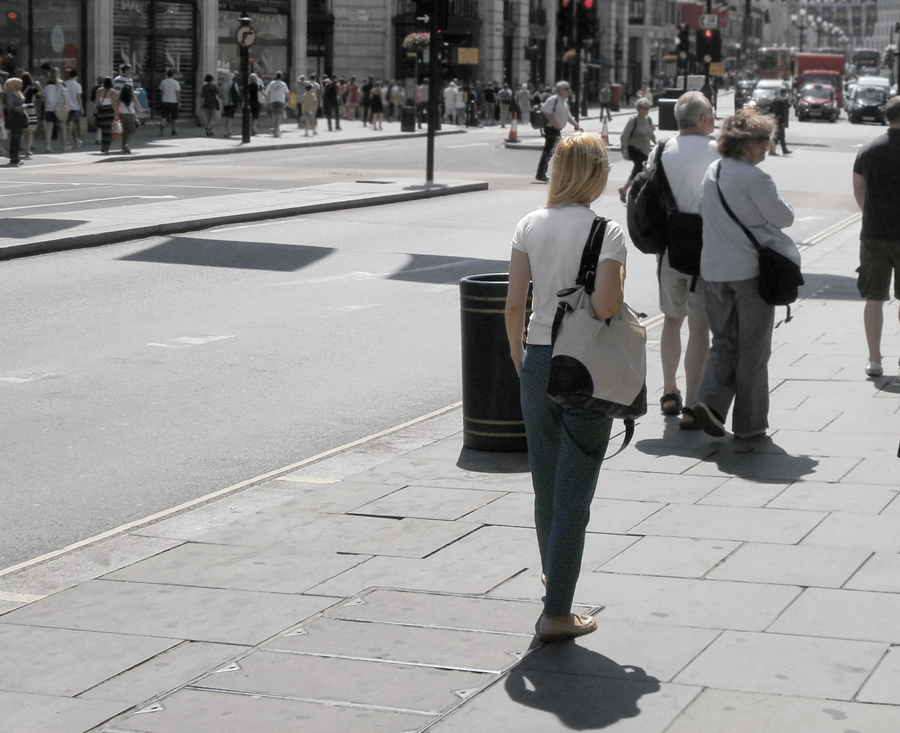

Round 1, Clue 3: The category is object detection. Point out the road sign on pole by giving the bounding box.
[699,13,718,30]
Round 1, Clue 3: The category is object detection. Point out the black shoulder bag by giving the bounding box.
[714,161,804,322]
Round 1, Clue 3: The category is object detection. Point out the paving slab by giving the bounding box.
[629,504,827,544]
[840,455,900,485]
[766,480,898,513]
[665,688,900,732]
[673,630,886,700]
[0,690,125,733]
[351,485,507,521]
[706,542,871,588]
[801,511,900,552]
[857,646,900,704]
[348,455,534,492]
[842,552,900,592]
[0,624,177,697]
[79,641,248,707]
[263,480,406,514]
[769,587,900,643]
[103,687,431,733]
[192,649,492,715]
[263,616,531,673]
[326,589,544,635]
[567,573,801,631]
[193,511,481,558]
[0,579,337,645]
[586,498,667,534]
[694,477,789,508]
[589,470,726,504]
[597,536,741,579]
[520,619,720,683]
[102,542,369,594]
[306,554,527,598]
[684,450,859,483]
[427,671,699,733]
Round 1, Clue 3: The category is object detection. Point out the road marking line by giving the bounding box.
[0,195,177,213]
[0,372,58,383]
[275,476,339,484]
[0,591,46,603]
[447,143,491,148]
[147,335,235,349]
[802,213,861,246]
[0,401,463,580]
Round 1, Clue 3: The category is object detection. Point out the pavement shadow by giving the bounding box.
[456,447,530,473]
[1,218,84,239]
[800,273,860,301]
[389,254,511,284]
[506,643,661,729]
[119,237,334,271]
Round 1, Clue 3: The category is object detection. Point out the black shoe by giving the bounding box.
[693,402,727,438]
[171,129,178,136]
[783,150,792,155]
[536,175,549,183]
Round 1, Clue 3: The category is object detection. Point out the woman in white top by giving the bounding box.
[505,133,627,643]
[692,110,799,440]
[42,67,67,153]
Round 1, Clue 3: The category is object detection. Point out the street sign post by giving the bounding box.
[237,15,254,144]
[699,13,718,30]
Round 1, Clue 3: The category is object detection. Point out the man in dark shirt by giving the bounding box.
[852,96,900,377]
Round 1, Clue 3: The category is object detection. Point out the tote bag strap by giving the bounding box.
[576,216,610,293]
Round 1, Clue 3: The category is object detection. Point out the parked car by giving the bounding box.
[797,84,839,122]
[734,80,757,110]
[848,85,888,125]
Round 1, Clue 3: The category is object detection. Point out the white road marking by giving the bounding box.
[338,304,380,312]
[0,372,59,383]
[0,591,46,603]
[275,476,339,484]
[447,143,491,149]
[147,334,235,348]
[0,195,176,213]
[795,216,824,222]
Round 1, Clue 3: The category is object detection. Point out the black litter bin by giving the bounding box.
[459,274,531,452]
[657,98,678,131]
[400,105,416,132]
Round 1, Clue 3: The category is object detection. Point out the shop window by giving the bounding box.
[33,0,84,75]
[218,3,289,85]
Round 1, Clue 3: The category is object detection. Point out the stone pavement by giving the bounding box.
[2,197,900,731]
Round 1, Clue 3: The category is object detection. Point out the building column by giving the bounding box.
[199,0,217,118]
[88,0,114,85]
[513,0,529,86]
[546,1,557,83]
[293,0,307,80]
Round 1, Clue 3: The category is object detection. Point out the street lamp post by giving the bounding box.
[791,7,809,53]
[237,14,252,144]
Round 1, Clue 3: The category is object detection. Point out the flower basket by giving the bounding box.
[403,32,431,52]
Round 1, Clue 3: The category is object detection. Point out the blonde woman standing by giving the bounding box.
[506,133,627,642]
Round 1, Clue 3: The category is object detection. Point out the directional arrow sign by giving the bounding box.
[418,14,430,23]
[699,13,718,30]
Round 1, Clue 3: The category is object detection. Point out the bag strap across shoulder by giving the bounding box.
[653,140,678,215]
[576,216,610,293]
[714,161,762,252]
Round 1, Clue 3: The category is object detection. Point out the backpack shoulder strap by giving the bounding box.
[576,216,610,293]
[653,140,678,214]
[714,161,762,252]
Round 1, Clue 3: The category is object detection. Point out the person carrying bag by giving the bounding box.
[505,133,635,644]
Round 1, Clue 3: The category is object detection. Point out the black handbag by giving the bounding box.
[715,161,804,319]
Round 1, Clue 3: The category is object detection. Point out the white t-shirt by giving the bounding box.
[660,135,719,214]
[159,77,180,104]
[541,94,569,130]
[266,79,289,103]
[512,205,628,345]
[43,82,60,111]
[63,79,82,111]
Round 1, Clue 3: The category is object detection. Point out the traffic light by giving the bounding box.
[577,0,598,41]
[677,23,690,55]
[696,28,714,63]
[558,0,572,40]
[709,29,722,63]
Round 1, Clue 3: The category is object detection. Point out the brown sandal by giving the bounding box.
[660,392,682,416]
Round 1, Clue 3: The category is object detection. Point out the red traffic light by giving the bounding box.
[584,0,593,7]
[702,29,713,38]
[7,11,18,20]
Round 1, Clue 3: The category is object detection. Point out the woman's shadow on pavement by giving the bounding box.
[505,642,661,730]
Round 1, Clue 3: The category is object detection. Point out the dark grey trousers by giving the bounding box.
[694,277,775,435]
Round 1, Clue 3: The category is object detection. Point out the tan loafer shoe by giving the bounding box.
[539,613,597,643]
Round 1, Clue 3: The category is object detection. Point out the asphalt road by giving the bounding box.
[0,98,884,569]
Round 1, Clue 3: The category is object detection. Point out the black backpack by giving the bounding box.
[626,141,704,278]
[626,142,674,256]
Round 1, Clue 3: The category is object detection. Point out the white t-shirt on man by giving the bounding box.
[159,77,180,104]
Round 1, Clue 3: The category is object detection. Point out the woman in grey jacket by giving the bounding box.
[692,110,800,440]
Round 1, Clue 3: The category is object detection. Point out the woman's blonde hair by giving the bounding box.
[718,109,777,159]
[546,133,610,207]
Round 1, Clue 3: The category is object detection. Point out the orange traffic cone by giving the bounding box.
[506,113,519,143]
[601,117,609,145]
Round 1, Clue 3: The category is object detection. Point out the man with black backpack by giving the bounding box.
[535,81,582,183]
[632,91,718,429]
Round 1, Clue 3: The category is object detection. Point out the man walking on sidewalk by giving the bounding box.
[535,81,582,183]
[598,82,612,122]
[657,91,718,428]
[853,96,900,377]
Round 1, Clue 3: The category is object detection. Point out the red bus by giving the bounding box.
[758,47,791,80]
